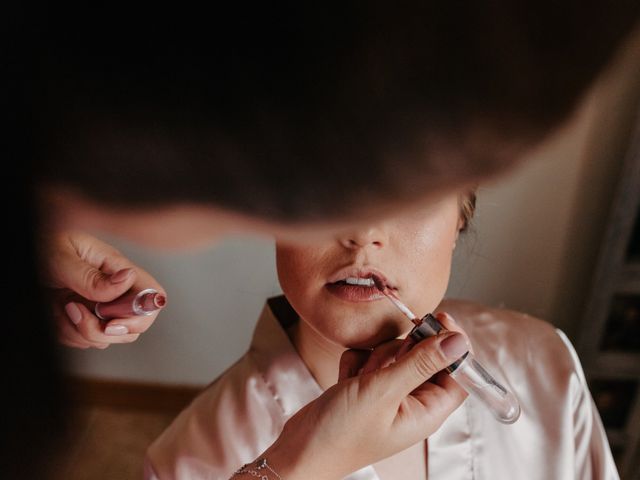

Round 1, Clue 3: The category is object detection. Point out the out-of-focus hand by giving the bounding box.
[256,318,470,480]
[45,231,166,349]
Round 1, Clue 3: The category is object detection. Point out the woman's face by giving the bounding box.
[276,192,463,349]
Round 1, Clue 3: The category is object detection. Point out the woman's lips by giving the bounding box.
[327,268,397,289]
[325,283,386,302]
[325,267,397,303]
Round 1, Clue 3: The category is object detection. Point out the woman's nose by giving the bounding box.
[339,228,386,250]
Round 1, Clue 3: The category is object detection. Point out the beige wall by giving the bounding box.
[448,30,640,336]
[66,31,640,385]
[450,33,640,336]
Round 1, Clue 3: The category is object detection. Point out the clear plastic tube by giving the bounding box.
[409,314,521,424]
[448,352,521,423]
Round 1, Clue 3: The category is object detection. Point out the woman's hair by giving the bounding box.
[32,3,639,223]
[459,191,478,233]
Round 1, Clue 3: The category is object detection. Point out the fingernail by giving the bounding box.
[440,333,469,359]
[65,302,82,325]
[105,325,129,336]
[110,268,133,284]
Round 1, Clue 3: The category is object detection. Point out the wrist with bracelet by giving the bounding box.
[232,457,283,479]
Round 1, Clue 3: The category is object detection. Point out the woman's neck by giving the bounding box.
[287,319,345,391]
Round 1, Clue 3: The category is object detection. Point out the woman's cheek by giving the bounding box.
[276,245,330,312]
[409,245,455,313]
[276,248,309,299]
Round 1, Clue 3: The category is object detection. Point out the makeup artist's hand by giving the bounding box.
[256,326,470,480]
[45,231,166,349]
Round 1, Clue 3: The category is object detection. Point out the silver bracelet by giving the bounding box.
[232,457,283,479]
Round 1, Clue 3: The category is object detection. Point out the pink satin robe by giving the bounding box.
[145,297,619,479]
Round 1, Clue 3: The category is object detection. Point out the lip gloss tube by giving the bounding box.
[94,288,167,321]
[409,313,521,424]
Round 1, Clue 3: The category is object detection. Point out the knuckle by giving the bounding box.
[82,267,101,292]
[412,347,442,379]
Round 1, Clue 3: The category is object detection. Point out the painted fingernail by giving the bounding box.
[440,333,469,359]
[105,325,129,336]
[110,268,134,284]
[65,302,83,325]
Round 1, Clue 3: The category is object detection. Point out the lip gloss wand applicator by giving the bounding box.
[372,276,521,424]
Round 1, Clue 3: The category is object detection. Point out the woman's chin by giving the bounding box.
[338,322,408,350]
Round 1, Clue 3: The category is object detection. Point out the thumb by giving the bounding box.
[378,332,469,398]
[59,258,137,303]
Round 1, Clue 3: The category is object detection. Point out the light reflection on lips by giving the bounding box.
[325,283,386,302]
[326,266,397,290]
[325,266,398,303]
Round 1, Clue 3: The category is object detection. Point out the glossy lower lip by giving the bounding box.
[325,283,386,302]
